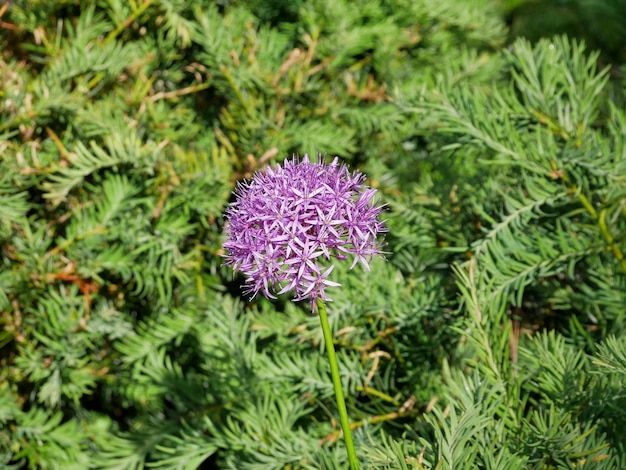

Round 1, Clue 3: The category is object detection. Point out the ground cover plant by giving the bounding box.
[0,0,625,468]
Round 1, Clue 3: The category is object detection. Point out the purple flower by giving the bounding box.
[223,154,387,305]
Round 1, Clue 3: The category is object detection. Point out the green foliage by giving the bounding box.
[1,0,625,468]
[504,0,626,62]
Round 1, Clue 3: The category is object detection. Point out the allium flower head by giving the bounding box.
[223,154,387,305]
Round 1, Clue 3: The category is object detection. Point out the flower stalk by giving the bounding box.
[222,154,387,469]
[316,298,359,470]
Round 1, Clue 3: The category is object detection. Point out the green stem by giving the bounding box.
[316,298,359,470]
[564,175,626,276]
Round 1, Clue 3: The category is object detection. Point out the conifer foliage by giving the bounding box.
[0,0,625,468]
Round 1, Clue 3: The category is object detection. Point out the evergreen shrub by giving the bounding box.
[0,0,625,468]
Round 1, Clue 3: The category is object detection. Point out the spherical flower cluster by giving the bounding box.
[223,154,387,305]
